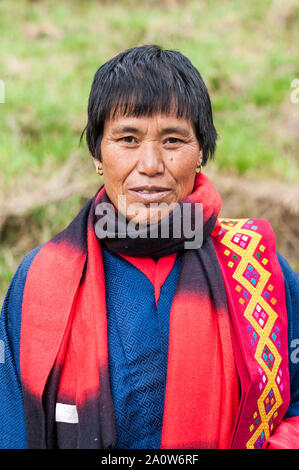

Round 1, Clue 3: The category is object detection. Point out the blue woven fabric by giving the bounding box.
[0,245,43,449]
[0,248,298,448]
[102,247,181,449]
[277,253,299,418]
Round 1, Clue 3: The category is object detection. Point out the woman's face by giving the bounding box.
[93,112,202,224]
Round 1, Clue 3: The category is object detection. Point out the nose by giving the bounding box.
[136,142,164,176]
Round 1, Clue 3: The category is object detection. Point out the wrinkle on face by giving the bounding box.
[93,112,202,223]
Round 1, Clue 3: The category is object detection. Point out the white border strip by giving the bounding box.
[55,403,79,424]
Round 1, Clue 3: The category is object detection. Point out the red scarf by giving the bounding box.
[19,174,252,448]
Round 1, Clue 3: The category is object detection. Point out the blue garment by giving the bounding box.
[277,253,299,419]
[102,246,181,449]
[0,247,299,449]
[0,245,43,449]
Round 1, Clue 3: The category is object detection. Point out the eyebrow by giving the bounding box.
[111,125,190,137]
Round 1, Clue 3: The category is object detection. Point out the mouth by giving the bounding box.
[128,186,172,203]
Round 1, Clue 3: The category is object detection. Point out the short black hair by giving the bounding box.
[81,45,218,165]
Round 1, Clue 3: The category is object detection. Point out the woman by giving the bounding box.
[1,45,299,450]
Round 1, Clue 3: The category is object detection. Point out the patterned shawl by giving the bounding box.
[20,173,241,448]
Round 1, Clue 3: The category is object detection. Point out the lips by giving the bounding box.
[128,185,172,203]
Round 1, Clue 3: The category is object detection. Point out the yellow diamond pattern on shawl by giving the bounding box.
[219,219,283,449]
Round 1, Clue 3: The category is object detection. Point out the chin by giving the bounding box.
[127,207,170,226]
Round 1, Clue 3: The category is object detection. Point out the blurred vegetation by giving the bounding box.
[0,0,299,304]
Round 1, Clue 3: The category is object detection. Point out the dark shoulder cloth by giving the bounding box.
[0,248,298,449]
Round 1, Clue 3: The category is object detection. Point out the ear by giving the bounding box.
[92,156,102,170]
[197,148,203,167]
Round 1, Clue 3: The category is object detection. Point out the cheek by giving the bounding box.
[102,147,133,186]
[168,154,197,186]
[178,175,196,199]
[168,146,198,170]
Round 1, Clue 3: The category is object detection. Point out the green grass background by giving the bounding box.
[0,0,298,303]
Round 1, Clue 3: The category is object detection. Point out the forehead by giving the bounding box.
[103,112,196,134]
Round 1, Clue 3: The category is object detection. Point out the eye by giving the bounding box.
[120,136,137,143]
[165,137,184,144]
